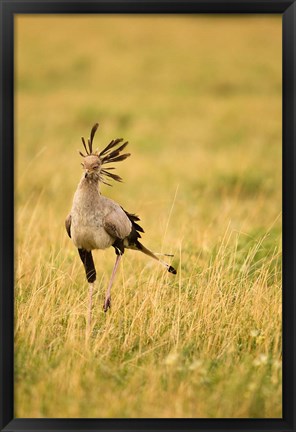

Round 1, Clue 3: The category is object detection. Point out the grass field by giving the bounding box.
[15,15,282,418]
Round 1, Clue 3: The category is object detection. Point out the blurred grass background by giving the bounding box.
[15,15,282,418]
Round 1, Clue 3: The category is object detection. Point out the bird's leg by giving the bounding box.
[78,249,96,328]
[103,253,122,312]
[133,242,177,274]
[88,282,94,328]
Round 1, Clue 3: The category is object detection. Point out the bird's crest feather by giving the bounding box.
[79,122,131,185]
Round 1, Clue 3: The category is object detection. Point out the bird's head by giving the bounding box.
[82,155,101,180]
[79,123,131,186]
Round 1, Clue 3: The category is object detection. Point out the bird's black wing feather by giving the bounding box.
[112,209,144,255]
[122,209,144,243]
[116,209,177,275]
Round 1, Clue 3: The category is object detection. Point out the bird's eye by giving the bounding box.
[93,165,99,170]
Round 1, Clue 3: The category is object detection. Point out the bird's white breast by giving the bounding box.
[69,177,132,251]
[70,183,114,251]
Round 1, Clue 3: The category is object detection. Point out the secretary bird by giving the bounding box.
[65,123,176,324]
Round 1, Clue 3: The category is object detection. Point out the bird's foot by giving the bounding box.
[168,265,177,274]
[103,297,111,313]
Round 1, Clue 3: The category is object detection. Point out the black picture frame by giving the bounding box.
[0,1,295,431]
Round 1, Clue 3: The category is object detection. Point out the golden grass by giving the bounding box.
[15,15,281,418]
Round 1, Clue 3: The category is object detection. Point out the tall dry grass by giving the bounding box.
[15,15,281,417]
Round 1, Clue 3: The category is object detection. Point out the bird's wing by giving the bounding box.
[104,209,132,240]
[65,214,72,238]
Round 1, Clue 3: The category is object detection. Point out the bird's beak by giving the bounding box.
[85,169,95,178]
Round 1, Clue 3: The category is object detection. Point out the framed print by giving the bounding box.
[1,0,295,431]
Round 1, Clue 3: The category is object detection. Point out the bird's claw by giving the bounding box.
[103,297,111,313]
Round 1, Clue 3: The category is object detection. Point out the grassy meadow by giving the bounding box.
[15,15,282,418]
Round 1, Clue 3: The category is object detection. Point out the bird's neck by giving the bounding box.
[79,175,101,194]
